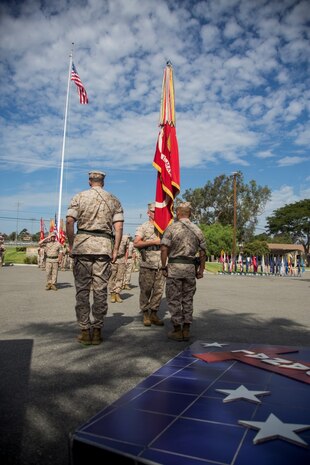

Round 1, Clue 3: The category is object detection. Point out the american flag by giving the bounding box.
[71,63,88,104]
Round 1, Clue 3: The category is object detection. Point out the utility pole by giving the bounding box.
[15,201,20,243]
[232,172,237,270]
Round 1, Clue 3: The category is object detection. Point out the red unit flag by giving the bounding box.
[153,123,180,233]
[152,62,180,234]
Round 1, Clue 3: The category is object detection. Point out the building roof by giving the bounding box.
[267,243,304,252]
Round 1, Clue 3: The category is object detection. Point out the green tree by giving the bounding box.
[243,240,269,257]
[9,232,16,241]
[32,232,41,242]
[266,199,310,261]
[253,232,293,243]
[200,223,233,258]
[182,171,271,241]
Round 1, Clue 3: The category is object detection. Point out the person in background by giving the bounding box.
[134,202,165,327]
[39,232,63,290]
[122,237,136,290]
[66,170,124,346]
[109,234,129,303]
[0,235,5,268]
[161,202,206,341]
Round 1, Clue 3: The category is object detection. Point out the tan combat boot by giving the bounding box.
[150,311,164,326]
[110,293,116,303]
[182,323,191,341]
[45,283,51,290]
[50,284,58,291]
[115,293,123,303]
[77,329,92,345]
[168,325,183,341]
[92,328,103,345]
[143,311,151,326]
[123,284,131,290]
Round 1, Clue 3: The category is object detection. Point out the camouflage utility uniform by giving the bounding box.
[0,243,5,267]
[45,240,63,289]
[109,234,129,302]
[135,221,165,316]
[123,241,135,289]
[66,187,123,330]
[161,219,206,327]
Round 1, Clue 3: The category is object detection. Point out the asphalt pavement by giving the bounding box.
[0,265,309,465]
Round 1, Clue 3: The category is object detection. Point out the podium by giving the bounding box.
[70,341,310,465]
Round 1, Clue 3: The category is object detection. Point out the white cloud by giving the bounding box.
[256,183,308,233]
[277,156,307,167]
[256,150,274,159]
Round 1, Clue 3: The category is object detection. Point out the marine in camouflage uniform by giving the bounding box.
[39,233,63,290]
[134,203,165,327]
[66,170,124,345]
[161,202,206,341]
[123,239,136,289]
[0,235,5,267]
[109,234,129,303]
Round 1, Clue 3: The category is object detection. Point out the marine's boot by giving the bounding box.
[182,323,191,341]
[123,284,131,290]
[143,311,151,327]
[110,293,116,303]
[168,325,183,341]
[115,293,123,303]
[77,329,92,345]
[45,283,51,290]
[50,284,58,291]
[150,311,164,326]
[92,328,103,345]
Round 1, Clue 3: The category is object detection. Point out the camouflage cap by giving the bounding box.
[178,202,192,210]
[89,170,106,179]
[148,202,155,212]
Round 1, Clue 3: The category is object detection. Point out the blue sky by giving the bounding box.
[0,0,309,238]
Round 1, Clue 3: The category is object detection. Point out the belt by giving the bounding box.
[168,256,196,265]
[145,245,160,251]
[47,255,59,259]
[77,229,112,238]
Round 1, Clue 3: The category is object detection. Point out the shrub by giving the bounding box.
[24,256,38,264]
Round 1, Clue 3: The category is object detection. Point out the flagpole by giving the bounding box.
[57,43,74,237]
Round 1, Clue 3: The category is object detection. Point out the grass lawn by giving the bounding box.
[3,246,36,265]
[2,247,308,274]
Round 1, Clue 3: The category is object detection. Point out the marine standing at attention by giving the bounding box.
[134,202,165,327]
[160,202,206,341]
[66,170,124,345]
[39,232,63,290]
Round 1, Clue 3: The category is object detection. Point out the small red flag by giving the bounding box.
[40,218,45,241]
[58,219,66,245]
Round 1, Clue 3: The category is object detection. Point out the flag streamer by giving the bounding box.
[159,62,175,126]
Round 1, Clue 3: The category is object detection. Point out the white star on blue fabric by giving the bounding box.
[239,413,310,447]
[216,384,270,403]
[200,342,228,348]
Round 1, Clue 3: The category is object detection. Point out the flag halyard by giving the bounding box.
[71,63,88,104]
